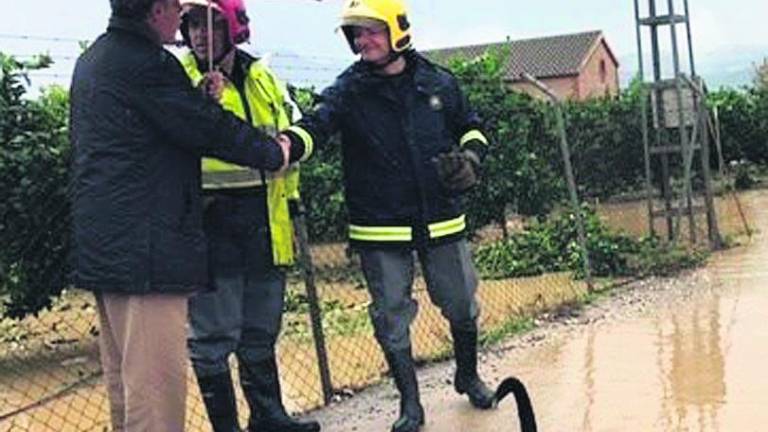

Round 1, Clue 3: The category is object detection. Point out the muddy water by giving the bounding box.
[597,192,753,243]
[481,290,765,432]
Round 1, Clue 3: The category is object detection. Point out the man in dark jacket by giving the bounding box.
[69,0,288,430]
[280,1,495,431]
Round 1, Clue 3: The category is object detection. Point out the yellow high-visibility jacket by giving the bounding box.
[182,52,308,265]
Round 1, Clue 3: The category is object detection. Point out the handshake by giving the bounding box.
[201,71,293,173]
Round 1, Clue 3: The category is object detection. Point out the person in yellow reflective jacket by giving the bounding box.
[279,1,495,431]
[179,1,318,431]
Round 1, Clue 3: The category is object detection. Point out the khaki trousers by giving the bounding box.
[95,292,189,432]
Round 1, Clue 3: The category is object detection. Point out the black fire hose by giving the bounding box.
[494,377,537,432]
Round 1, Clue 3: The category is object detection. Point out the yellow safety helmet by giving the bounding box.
[339,0,412,54]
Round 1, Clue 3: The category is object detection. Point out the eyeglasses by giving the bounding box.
[185,14,228,31]
[351,25,388,39]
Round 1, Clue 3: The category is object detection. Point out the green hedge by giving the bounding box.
[709,87,768,165]
[1,54,71,318]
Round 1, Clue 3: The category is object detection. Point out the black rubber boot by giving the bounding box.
[239,355,321,432]
[451,326,496,410]
[384,347,425,432]
[196,372,241,432]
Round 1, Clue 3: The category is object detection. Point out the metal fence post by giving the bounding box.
[521,73,594,292]
[292,200,334,404]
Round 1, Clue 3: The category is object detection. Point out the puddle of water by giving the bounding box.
[598,192,754,244]
[405,278,768,432]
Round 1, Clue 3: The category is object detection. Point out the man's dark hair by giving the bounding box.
[110,0,160,20]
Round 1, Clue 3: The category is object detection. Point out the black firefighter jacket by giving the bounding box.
[285,51,489,249]
[69,17,284,294]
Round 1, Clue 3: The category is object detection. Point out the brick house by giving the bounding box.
[424,30,620,101]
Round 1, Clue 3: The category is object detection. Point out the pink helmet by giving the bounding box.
[180,0,251,45]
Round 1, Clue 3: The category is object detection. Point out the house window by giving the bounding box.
[599,59,607,84]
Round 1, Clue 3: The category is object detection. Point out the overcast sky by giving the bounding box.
[1,0,766,89]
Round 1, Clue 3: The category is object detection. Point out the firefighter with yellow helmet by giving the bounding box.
[179,1,319,431]
[280,0,495,430]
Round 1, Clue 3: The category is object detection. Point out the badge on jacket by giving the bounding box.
[429,95,443,111]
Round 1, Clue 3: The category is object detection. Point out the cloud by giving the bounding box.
[690,8,729,55]
[690,3,768,54]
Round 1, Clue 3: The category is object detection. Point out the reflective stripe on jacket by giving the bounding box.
[181,52,298,265]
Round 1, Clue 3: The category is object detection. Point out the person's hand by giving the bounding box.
[275,133,292,173]
[199,71,225,101]
[433,149,481,193]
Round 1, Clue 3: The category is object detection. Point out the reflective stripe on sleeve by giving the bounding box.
[286,125,314,162]
[459,130,488,147]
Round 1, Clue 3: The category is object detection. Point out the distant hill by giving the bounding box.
[618,45,767,90]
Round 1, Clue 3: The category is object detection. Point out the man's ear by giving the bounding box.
[148,0,164,22]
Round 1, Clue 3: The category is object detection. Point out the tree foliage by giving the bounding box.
[709,86,768,165]
[449,50,563,233]
[1,53,71,318]
[754,58,768,91]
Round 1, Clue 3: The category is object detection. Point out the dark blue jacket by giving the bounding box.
[285,51,489,249]
[69,17,284,294]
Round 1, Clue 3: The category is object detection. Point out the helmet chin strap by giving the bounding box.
[363,50,403,71]
[195,44,235,74]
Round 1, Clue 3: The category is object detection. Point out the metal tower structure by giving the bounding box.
[633,0,722,248]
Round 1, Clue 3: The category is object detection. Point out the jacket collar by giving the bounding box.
[409,52,442,95]
[108,16,161,45]
[349,51,441,95]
